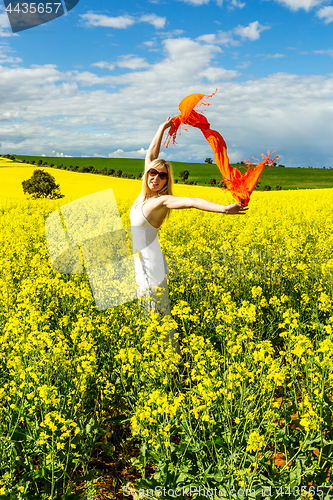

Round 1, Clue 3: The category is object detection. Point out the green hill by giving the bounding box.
[8,155,333,190]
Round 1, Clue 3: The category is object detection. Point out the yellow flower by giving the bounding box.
[246,431,265,453]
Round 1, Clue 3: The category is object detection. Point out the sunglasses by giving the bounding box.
[148,168,168,180]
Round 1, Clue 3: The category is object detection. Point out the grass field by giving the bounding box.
[8,155,333,191]
[1,158,333,498]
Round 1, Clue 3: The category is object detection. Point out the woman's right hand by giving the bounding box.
[162,117,173,130]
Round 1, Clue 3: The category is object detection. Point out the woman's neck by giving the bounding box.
[146,192,159,199]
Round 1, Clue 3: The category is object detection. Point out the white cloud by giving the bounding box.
[314,48,333,56]
[236,61,251,68]
[143,41,155,48]
[0,11,10,29]
[0,6,17,37]
[0,45,22,64]
[117,55,150,70]
[196,30,239,46]
[316,5,333,23]
[256,53,286,59]
[109,148,147,158]
[196,34,217,44]
[91,61,115,70]
[229,0,246,8]
[156,29,185,36]
[53,152,73,157]
[199,67,239,81]
[80,12,166,30]
[139,14,166,29]
[0,30,16,37]
[0,55,22,63]
[80,13,135,29]
[91,56,150,72]
[179,0,210,5]
[70,70,106,87]
[273,0,325,11]
[234,21,270,40]
[1,37,333,167]
[177,0,244,5]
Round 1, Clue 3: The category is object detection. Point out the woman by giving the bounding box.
[129,118,247,353]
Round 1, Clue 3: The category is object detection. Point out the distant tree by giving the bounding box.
[37,159,43,165]
[274,185,282,190]
[115,169,123,177]
[278,164,285,167]
[175,179,178,183]
[108,169,115,176]
[208,178,216,185]
[43,161,48,166]
[22,169,64,199]
[121,172,128,178]
[179,170,189,181]
[30,160,36,164]
[78,166,91,173]
[137,172,143,179]
[50,163,54,167]
[218,180,227,189]
[254,181,261,190]
[101,167,107,175]
[205,158,213,164]
[262,185,271,191]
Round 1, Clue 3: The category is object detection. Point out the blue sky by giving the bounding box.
[0,0,333,166]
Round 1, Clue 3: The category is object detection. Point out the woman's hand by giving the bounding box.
[224,203,249,215]
[162,116,173,130]
[146,117,173,167]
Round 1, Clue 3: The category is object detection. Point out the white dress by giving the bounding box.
[129,200,180,355]
[129,200,170,316]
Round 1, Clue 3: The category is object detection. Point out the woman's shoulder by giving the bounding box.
[152,194,173,205]
[131,196,141,208]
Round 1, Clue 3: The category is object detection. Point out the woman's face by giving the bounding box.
[147,165,168,193]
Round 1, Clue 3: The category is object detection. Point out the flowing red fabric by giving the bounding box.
[163,90,278,206]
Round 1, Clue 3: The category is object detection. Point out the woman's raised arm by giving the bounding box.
[145,117,173,170]
[158,195,248,214]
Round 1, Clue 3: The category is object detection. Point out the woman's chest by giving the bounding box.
[142,203,167,228]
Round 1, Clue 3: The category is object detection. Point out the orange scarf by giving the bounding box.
[163,90,278,206]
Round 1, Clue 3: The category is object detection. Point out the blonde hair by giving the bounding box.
[133,159,173,220]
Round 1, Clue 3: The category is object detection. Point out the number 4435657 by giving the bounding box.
[277,486,332,497]
[6,3,62,14]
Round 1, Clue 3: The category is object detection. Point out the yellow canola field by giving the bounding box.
[1,162,333,496]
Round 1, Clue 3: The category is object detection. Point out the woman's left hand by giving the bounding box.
[224,203,249,215]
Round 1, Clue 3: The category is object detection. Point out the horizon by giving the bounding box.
[7,153,333,169]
